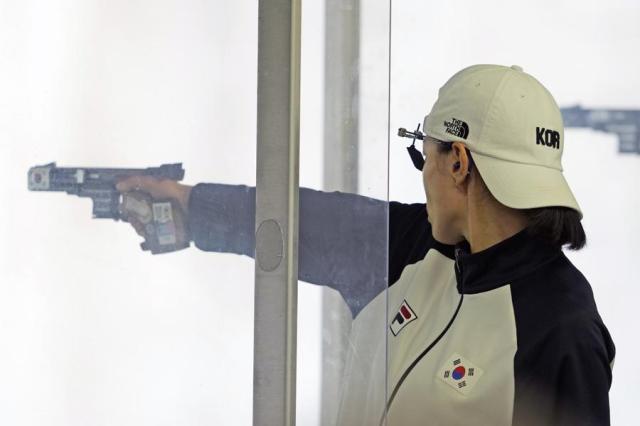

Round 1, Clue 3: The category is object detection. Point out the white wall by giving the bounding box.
[1,1,260,424]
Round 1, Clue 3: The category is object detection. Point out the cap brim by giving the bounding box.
[471,152,583,219]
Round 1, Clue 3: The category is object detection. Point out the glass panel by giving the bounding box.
[390,1,638,425]
[2,2,258,425]
[297,0,391,425]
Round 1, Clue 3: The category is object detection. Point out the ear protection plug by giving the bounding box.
[454,161,473,173]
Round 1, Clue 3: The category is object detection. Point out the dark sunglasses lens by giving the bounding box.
[407,145,425,171]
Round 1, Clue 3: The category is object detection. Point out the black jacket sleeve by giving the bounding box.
[187,183,452,316]
[188,183,256,257]
[187,183,388,316]
[513,314,615,426]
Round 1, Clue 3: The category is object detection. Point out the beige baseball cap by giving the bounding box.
[423,64,582,218]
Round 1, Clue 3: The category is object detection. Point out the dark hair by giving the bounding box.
[435,141,586,250]
[522,207,586,250]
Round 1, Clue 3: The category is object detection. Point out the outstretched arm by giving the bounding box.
[117,178,436,317]
[188,183,389,316]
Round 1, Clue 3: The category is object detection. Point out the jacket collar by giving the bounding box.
[453,228,563,294]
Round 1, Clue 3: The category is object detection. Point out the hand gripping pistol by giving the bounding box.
[28,162,190,254]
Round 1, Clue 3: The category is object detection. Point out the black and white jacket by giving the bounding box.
[188,183,616,426]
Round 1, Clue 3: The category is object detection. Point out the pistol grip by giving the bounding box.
[121,192,190,254]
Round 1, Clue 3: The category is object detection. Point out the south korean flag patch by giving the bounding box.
[389,300,417,336]
[438,353,484,395]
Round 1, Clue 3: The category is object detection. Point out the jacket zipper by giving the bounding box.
[380,292,464,425]
[455,247,462,273]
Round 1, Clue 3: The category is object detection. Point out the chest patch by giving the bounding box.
[389,300,417,336]
[438,353,484,395]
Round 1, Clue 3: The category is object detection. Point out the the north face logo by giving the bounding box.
[444,118,469,139]
[536,127,560,149]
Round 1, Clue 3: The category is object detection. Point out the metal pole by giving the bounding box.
[323,0,360,193]
[254,0,301,425]
[322,1,360,425]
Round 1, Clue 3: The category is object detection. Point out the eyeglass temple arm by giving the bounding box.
[398,123,426,171]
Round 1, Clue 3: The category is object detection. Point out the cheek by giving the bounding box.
[422,168,428,196]
[423,162,436,200]
[423,161,451,225]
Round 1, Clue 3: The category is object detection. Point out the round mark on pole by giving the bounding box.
[256,219,284,272]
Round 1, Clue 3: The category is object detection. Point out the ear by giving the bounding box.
[450,142,471,186]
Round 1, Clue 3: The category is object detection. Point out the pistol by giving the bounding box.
[27,162,190,254]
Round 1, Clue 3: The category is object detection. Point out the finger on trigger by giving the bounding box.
[116,176,137,192]
[116,175,151,193]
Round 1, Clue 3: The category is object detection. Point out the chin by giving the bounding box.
[432,225,460,246]
[432,227,445,244]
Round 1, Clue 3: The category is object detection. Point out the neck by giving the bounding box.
[464,195,528,253]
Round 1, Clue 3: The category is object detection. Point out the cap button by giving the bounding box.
[511,65,523,72]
